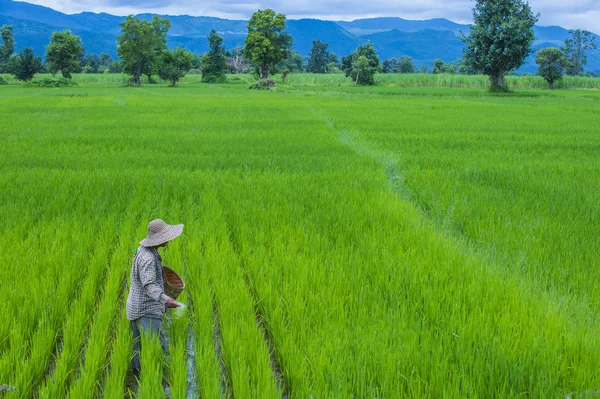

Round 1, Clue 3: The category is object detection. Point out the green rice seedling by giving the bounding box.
[102,312,132,399]
[68,241,130,398]
[38,230,114,399]
[183,199,223,399]
[136,330,166,398]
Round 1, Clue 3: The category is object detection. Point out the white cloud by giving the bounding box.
[18,0,600,33]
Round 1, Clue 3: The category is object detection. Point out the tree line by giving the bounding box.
[0,0,597,90]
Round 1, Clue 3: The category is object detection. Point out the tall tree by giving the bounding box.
[146,15,170,82]
[562,29,597,76]
[0,25,15,73]
[461,0,538,91]
[159,46,193,87]
[341,43,380,85]
[536,47,567,89]
[45,30,84,79]
[12,47,42,81]
[277,50,304,73]
[83,54,101,73]
[397,56,416,73]
[306,40,330,73]
[117,15,170,85]
[201,29,227,83]
[244,9,292,79]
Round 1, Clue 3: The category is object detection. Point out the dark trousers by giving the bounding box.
[130,316,169,376]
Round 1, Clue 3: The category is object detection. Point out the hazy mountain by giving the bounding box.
[338,17,466,36]
[360,29,464,67]
[1,0,598,73]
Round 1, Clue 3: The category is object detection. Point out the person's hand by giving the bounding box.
[166,297,181,308]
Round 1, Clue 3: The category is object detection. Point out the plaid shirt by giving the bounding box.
[126,246,169,320]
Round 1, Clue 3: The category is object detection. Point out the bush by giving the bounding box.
[0,76,7,85]
[248,79,275,90]
[24,77,78,87]
[227,75,253,84]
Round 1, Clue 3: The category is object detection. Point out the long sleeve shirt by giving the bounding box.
[126,246,170,320]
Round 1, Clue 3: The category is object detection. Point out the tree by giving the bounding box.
[244,9,292,79]
[306,40,330,73]
[277,50,304,73]
[146,16,170,82]
[562,29,597,76]
[117,15,170,85]
[461,0,538,91]
[83,54,101,73]
[12,47,42,81]
[352,56,370,86]
[201,29,228,83]
[397,56,416,73]
[432,58,446,74]
[341,43,380,85]
[445,61,457,74]
[382,58,396,73]
[536,47,567,89]
[159,46,193,86]
[326,53,340,73]
[458,58,479,75]
[0,25,15,73]
[383,57,415,73]
[45,30,84,79]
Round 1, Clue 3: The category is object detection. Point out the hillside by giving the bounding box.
[1,0,598,73]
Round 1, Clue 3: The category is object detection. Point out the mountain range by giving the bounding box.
[1,0,599,73]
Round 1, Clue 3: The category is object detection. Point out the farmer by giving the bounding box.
[126,219,183,377]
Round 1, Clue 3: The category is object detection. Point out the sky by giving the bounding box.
[18,0,600,32]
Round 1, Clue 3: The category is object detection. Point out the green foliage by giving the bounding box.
[342,43,380,85]
[244,9,292,79]
[536,48,567,89]
[430,59,460,75]
[201,29,227,83]
[0,25,15,73]
[306,40,330,73]
[81,53,115,74]
[12,47,42,81]
[276,50,305,73]
[117,15,171,85]
[461,0,538,91]
[159,46,194,87]
[45,30,84,79]
[562,29,598,76]
[0,76,7,85]
[24,77,78,87]
[382,56,416,74]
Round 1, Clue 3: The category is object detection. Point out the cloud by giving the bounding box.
[20,0,600,33]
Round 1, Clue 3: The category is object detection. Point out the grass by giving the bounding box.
[0,80,599,397]
[1,71,599,89]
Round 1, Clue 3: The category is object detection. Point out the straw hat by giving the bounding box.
[140,219,184,247]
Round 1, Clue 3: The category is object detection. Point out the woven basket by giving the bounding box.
[162,266,185,299]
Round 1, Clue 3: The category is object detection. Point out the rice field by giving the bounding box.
[0,79,599,398]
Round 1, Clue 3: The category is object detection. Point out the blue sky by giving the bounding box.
[19,0,600,32]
